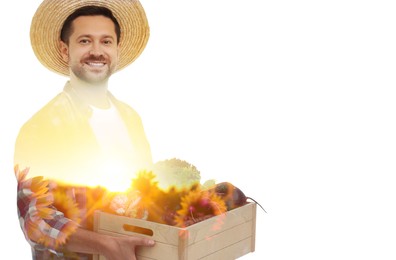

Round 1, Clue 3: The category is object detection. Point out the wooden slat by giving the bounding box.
[199,237,255,260]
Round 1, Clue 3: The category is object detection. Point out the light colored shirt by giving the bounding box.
[14,81,152,187]
[14,81,152,259]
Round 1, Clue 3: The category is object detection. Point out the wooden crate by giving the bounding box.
[93,202,257,260]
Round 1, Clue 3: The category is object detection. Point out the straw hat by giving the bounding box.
[30,0,150,76]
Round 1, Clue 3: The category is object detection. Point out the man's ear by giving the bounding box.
[117,43,121,60]
[59,41,69,62]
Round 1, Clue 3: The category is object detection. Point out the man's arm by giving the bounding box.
[15,165,155,259]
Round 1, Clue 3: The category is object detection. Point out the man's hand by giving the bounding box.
[101,235,155,260]
[65,227,155,259]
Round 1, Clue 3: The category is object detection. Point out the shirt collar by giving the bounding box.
[63,81,92,118]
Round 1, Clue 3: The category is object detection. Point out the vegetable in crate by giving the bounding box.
[151,158,201,189]
[105,158,266,227]
[214,182,267,213]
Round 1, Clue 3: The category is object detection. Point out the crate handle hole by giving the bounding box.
[122,224,154,236]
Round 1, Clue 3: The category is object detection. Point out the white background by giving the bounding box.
[1,0,396,259]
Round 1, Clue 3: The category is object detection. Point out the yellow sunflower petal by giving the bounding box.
[14,164,30,182]
[52,190,81,223]
[36,207,56,220]
[174,189,227,227]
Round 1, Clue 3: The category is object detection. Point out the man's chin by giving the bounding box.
[80,71,111,84]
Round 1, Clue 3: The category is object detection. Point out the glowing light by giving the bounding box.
[93,158,133,192]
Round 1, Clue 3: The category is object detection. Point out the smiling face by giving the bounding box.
[60,15,119,84]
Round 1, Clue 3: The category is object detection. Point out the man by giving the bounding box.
[14,0,155,259]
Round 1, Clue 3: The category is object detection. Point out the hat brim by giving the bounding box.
[30,0,150,76]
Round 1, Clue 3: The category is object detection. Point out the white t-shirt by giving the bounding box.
[88,102,136,191]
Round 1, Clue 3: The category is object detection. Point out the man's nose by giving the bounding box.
[89,42,103,56]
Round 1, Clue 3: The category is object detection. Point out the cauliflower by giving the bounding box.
[152,158,201,190]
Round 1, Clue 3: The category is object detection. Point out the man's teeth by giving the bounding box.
[87,62,105,67]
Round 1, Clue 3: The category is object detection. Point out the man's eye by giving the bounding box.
[103,40,113,45]
[79,39,90,44]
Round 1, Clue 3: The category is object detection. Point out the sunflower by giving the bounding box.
[129,171,163,210]
[129,171,161,202]
[52,189,81,223]
[174,189,227,227]
[14,165,80,249]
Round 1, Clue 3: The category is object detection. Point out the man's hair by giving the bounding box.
[60,6,121,44]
